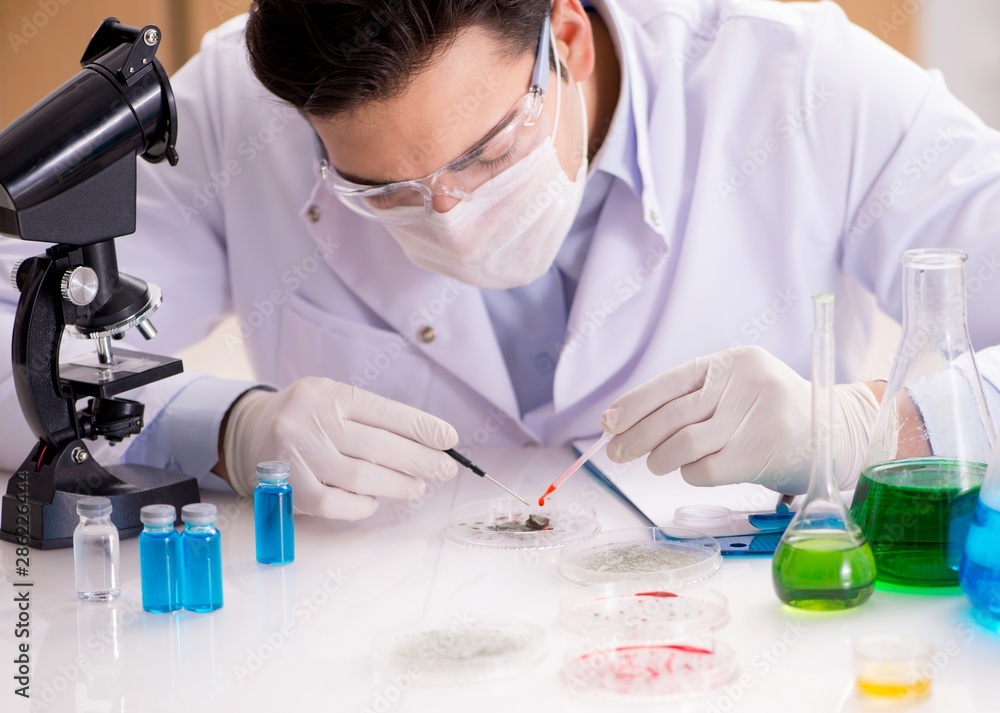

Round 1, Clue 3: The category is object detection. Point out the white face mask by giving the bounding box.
[385,81,589,290]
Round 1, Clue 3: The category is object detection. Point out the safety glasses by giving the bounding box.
[318,15,555,225]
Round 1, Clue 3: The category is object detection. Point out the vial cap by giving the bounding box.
[140,504,176,526]
[181,502,217,525]
[76,496,111,517]
[256,460,291,483]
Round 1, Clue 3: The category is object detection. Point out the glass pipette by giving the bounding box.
[538,431,614,506]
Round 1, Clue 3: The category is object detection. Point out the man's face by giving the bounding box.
[310,25,585,215]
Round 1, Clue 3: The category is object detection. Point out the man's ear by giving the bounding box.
[551,0,596,83]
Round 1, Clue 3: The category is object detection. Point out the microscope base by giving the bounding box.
[0,450,199,549]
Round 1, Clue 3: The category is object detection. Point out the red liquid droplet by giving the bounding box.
[538,484,556,507]
[633,591,678,598]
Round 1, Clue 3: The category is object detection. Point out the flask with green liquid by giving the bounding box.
[850,249,994,589]
[773,294,876,610]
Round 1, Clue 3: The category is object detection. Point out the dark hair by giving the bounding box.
[245,0,550,119]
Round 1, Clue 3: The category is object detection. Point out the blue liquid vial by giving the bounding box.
[139,504,181,613]
[180,503,223,612]
[959,500,1000,630]
[254,461,295,565]
[73,497,121,602]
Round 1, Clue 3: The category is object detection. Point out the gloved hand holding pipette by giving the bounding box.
[216,377,460,519]
[600,346,881,494]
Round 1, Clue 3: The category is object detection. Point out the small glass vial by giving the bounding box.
[254,461,295,565]
[73,497,121,602]
[180,503,223,612]
[139,504,181,613]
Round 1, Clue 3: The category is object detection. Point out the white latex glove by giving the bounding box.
[221,377,459,519]
[601,346,880,493]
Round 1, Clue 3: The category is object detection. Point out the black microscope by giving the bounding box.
[0,19,199,548]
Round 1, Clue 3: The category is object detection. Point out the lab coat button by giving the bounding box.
[417,326,436,344]
[646,209,661,229]
[306,205,321,222]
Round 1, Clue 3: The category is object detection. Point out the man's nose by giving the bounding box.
[431,194,461,213]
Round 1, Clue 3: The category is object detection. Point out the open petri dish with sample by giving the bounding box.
[563,638,738,701]
[558,527,722,586]
[371,618,547,684]
[445,497,599,550]
[560,584,729,641]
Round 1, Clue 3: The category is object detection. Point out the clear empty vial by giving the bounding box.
[180,503,223,612]
[139,504,181,613]
[73,497,121,602]
[254,461,295,565]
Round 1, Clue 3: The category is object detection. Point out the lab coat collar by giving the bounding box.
[585,0,640,198]
[587,0,665,237]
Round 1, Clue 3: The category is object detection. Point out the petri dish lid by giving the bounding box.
[445,497,599,550]
[564,639,737,701]
[558,527,722,586]
[371,618,547,684]
[559,584,729,640]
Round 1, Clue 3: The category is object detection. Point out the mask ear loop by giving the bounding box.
[574,80,590,180]
[550,19,563,144]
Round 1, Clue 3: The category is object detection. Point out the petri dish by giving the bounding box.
[564,639,737,701]
[371,618,547,684]
[445,497,599,550]
[854,634,933,702]
[558,527,722,586]
[559,584,729,641]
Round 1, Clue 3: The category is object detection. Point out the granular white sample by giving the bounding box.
[578,542,710,573]
[393,626,529,664]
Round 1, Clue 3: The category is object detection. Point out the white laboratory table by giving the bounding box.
[0,446,997,713]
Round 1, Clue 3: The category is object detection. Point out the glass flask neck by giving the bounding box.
[804,295,844,505]
[900,250,970,354]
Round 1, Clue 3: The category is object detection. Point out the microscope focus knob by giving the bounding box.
[10,259,25,291]
[61,266,100,306]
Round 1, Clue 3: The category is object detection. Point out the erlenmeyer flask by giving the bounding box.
[851,249,995,589]
[959,440,1000,630]
[773,294,876,610]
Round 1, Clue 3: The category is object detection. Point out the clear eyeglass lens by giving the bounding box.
[321,89,548,224]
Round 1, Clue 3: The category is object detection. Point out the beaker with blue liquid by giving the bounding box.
[960,441,1000,630]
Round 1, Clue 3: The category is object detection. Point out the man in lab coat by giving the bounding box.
[2,0,999,519]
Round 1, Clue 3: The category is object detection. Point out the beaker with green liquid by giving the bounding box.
[773,295,876,610]
[850,249,995,589]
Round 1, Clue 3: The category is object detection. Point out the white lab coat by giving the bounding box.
[1,0,999,472]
